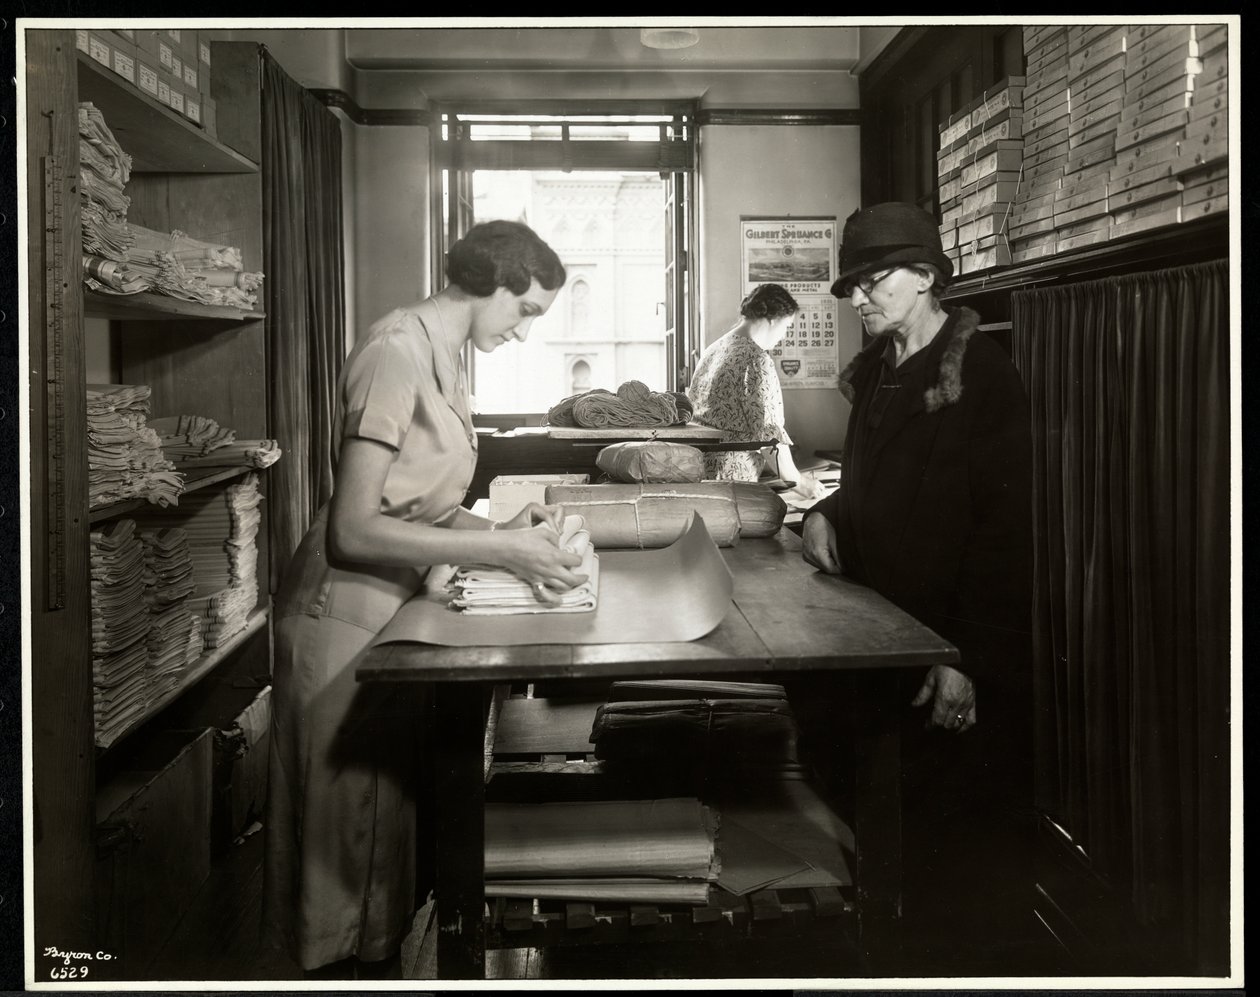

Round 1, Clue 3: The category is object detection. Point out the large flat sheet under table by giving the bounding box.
[373,514,734,647]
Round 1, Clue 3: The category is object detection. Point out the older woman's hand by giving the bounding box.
[912,664,977,732]
[802,511,842,574]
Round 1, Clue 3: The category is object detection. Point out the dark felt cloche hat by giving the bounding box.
[830,202,954,298]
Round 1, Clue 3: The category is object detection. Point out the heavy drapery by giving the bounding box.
[262,49,344,588]
[1011,260,1230,973]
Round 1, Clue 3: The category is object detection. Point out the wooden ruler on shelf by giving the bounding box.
[43,155,68,611]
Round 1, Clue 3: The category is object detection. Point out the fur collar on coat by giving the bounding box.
[837,306,981,413]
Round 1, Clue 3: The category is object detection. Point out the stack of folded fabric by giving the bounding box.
[139,527,204,705]
[90,519,152,746]
[447,514,598,615]
[484,797,720,905]
[86,384,183,510]
[590,679,799,766]
[150,414,283,470]
[135,474,263,648]
[78,103,146,295]
[123,225,264,310]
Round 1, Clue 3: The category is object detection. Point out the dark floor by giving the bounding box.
[135,823,1072,984]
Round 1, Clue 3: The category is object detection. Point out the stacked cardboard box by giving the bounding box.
[77,26,215,137]
[1043,24,1125,252]
[1106,23,1198,239]
[937,76,1026,275]
[1009,26,1069,262]
[1176,25,1228,222]
[1011,22,1228,259]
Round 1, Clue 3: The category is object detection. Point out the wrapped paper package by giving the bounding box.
[596,440,706,484]
[544,481,786,548]
[592,679,798,765]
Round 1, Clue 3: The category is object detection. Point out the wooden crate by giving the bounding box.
[94,728,214,975]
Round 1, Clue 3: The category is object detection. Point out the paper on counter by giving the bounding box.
[373,512,734,647]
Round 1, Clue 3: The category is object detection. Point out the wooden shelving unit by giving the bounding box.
[28,31,274,970]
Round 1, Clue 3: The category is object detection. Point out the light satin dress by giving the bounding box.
[263,300,478,970]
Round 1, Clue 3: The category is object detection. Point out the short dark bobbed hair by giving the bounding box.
[446,220,567,297]
[740,283,799,323]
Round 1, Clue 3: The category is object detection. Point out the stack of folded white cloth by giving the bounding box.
[448,515,599,615]
[150,413,282,469]
[139,526,204,704]
[135,474,263,648]
[90,519,152,746]
[124,225,264,310]
[78,102,148,295]
[87,384,184,510]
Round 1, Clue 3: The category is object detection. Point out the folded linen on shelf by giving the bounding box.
[87,384,183,509]
[447,515,598,615]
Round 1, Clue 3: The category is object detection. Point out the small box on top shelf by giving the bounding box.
[1124,47,1200,106]
[1025,40,1068,83]
[1055,220,1113,253]
[1066,25,1126,86]
[78,28,114,70]
[1114,103,1188,155]
[107,37,138,87]
[1069,62,1125,110]
[135,54,161,100]
[1124,24,1194,72]
[1173,110,1227,175]
[1010,188,1057,229]
[1010,228,1058,264]
[1109,194,1182,240]
[1025,62,1069,114]
[1066,22,1123,53]
[1023,23,1067,54]
[1193,23,1228,57]
[957,233,1012,275]
[1064,132,1116,177]
[1179,160,1227,217]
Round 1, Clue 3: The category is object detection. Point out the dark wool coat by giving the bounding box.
[807,306,1033,691]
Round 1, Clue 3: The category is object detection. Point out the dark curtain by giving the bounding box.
[262,49,344,589]
[1011,260,1230,973]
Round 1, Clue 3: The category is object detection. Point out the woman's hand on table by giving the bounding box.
[802,511,842,574]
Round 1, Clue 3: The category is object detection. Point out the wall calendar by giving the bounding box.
[739,216,840,390]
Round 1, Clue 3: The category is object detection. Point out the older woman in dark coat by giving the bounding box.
[800,202,1036,975]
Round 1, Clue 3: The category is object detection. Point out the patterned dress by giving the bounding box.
[686,331,792,481]
[263,301,478,970]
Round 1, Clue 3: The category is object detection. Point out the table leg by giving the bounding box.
[433,682,487,979]
[853,669,903,967]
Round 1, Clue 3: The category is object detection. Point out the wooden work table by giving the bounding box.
[358,527,958,979]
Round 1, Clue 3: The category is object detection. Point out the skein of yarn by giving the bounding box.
[546,380,687,429]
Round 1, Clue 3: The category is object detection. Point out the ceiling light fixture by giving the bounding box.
[640,27,700,50]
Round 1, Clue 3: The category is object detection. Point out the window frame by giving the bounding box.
[430,100,698,426]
